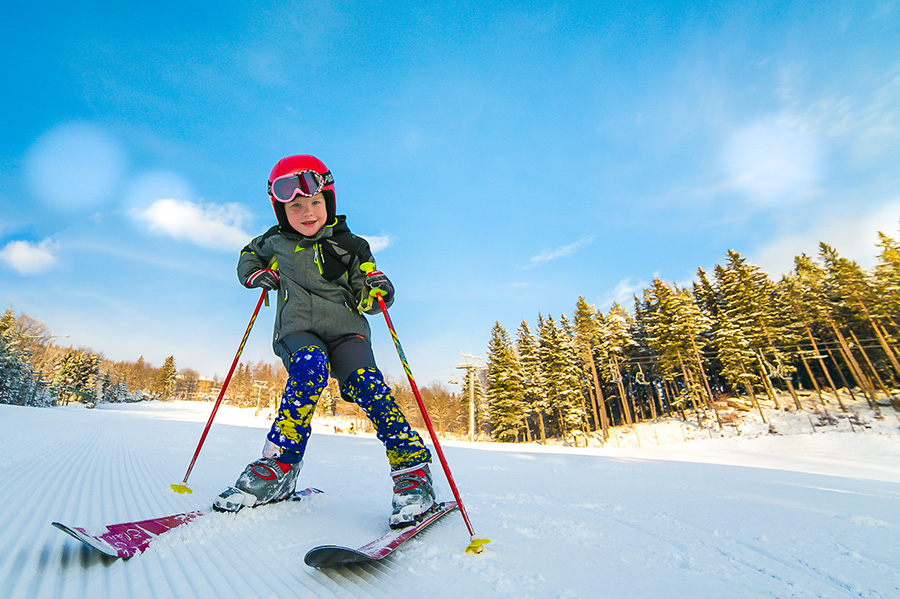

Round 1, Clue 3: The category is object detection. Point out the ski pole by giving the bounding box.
[172,289,268,494]
[361,264,490,554]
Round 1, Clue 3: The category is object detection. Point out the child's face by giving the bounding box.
[285,193,328,236]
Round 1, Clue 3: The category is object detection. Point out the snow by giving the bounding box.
[1,399,899,598]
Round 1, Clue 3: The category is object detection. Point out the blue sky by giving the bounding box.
[2,1,899,386]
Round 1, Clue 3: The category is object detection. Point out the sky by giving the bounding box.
[2,1,899,386]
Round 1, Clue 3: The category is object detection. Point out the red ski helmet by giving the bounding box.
[267,154,336,233]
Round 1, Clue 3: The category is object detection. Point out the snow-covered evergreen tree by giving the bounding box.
[537,315,584,439]
[152,356,177,400]
[557,314,589,435]
[102,380,133,403]
[598,303,636,425]
[485,322,526,442]
[55,349,101,405]
[638,279,717,420]
[516,320,546,443]
[874,227,900,318]
[573,297,610,437]
[0,309,48,406]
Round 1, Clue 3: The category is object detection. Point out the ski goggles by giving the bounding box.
[268,170,334,203]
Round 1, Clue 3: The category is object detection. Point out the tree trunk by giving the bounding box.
[586,383,598,430]
[537,411,547,444]
[849,329,888,410]
[829,318,876,406]
[799,353,827,408]
[627,378,642,422]
[755,351,781,408]
[611,354,633,425]
[690,337,722,428]
[638,366,658,420]
[676,350,703,424]
[740,361,766,422]
[596,382,610,439]
[666,379,687,421]
[771,352,802,410]
[856,295,900,383]
[554,398,567,440]
[803,326,845,409]
[585,347,609,440]
[825,346,855,408]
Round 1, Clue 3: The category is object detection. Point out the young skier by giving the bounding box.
[214,154,434,528]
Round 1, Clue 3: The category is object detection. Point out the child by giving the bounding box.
[214,154,434,528]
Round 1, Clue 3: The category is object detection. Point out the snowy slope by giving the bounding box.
[1,400,899,599]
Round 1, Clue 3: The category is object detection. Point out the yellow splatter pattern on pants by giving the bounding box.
[267,346,329,460]
[342,367,432,469]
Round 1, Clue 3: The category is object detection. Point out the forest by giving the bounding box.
[0,307,288,410]
[0,306,464,434]
[3,228,899,445]
[482,229,900,444]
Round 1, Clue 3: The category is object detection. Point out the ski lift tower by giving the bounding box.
[456,353,482,442]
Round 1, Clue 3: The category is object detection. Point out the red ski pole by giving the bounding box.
[362,264,489,554]
[172,289,268,494]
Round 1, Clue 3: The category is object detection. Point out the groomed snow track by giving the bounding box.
[1,401,899,598]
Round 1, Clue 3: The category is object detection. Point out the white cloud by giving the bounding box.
[752,200,900,277]
[361,234,392,253]
[0,239,59,274]
[722,116,822,204]
[137,199,253,251]
[599,277,647,309]
[773,63,900,176]
[527,237,594,269]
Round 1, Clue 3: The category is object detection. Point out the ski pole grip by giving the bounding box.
[360,262,384,305]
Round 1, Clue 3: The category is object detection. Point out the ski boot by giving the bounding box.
[213,458,302,512]
[389,463,436,529]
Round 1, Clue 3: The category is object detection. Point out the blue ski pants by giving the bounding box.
[267,337,431,470]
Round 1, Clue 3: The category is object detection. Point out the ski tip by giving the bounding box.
[465,537,491,555]
[170,483,193,494]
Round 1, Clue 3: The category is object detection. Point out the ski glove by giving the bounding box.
[246,268,280,291]
[358,270,394,314]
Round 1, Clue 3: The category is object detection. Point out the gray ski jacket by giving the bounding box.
[236,216,392,362]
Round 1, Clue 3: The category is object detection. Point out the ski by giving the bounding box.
[304,501,458,568]
[52,487,323,559]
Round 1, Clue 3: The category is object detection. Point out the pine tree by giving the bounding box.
[639,279,717,422]
[874,227,900,320]
[485,322,526,442]
[598,303,636,425]
[516,320,545,443]
[557,314,589,438]
[573,297,610,439]
[152,356,177,400]
[778,265,844,409]
[0,309,46,406]
[537,315,585,440]
[102,380,132,403]
[792,249,866,401]
[705,251,801,410]
[820,242,900,386]
[55,349,100,404]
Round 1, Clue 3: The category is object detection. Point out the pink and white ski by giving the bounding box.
[304,501,458,568]
[52,487,323,559]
